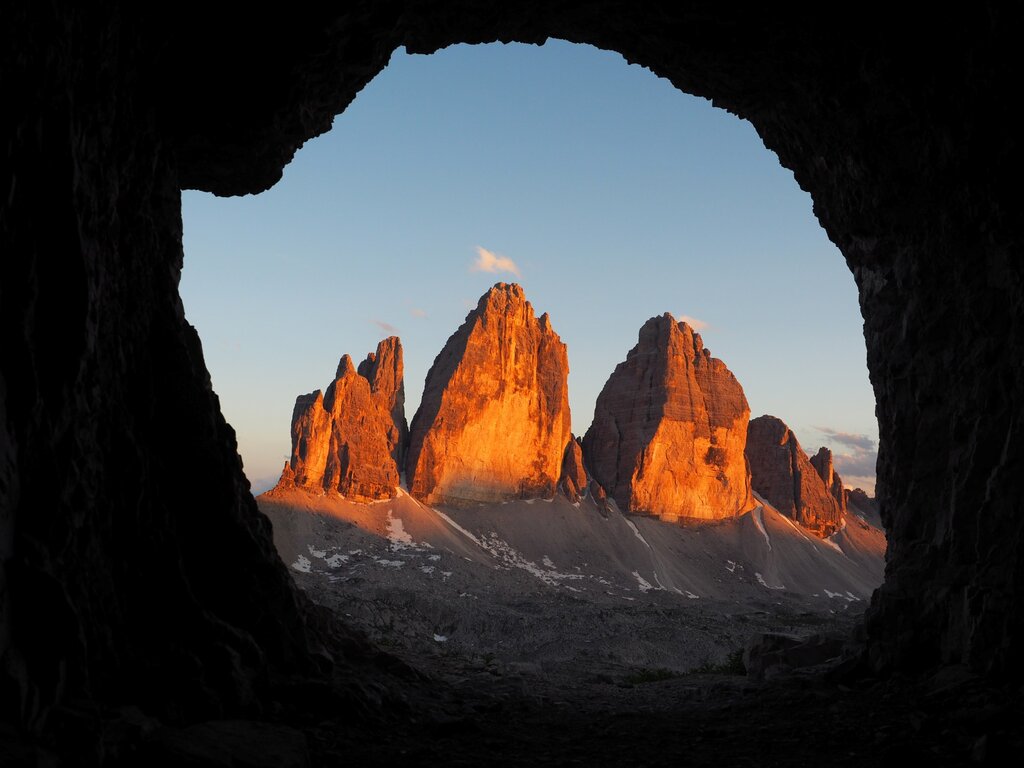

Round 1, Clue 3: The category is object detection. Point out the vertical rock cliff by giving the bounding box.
[406,283,572,505]
[358,337,409,467]
[583,314,754,521]
[745,415,843,536]
[559,437,588,503]
[810,446,848,516]
[278,338,407,501]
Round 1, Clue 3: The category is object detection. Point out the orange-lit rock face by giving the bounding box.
[406,283,572,505]
[279,339,407,502]
[583,314,754,521]
[357,337,409,466]
[746,415,843,536]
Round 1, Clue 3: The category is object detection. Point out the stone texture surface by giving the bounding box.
[810,447,848,517]
[559,437,587,503]
[746,416,843,537]
[358,337,409,466]
[406,284,572,505]
[277,341,405,501]
[2,0,1020,754]
[583,315,754,521]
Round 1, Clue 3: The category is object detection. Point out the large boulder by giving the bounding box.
[406,283,572,505]
[583,314,754,521]
[746,415,843,536]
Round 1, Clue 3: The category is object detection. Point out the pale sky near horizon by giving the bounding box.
[181,40,878,495]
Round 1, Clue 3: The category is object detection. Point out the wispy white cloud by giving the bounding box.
[833,450,877,477]
[371,319,398,334]
[678,314,709,331]
[471,246,520,277]
[812,425,877,492]
[813,426,876,451]
[410,307,428,319]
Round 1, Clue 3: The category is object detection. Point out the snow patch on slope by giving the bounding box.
[624,518,651,549]
[756,572,785,590]
[633,571,655,593]
[752,507,772,552]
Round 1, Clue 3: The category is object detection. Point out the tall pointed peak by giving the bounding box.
[335,354,356,379]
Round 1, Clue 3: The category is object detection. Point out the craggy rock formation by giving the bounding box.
[846,488,881,527]
[2,1,1021,759]
[559,437,588,503]
[746,416,843,536]
[277,339,406,501]
[406,284,572,505]
[358,337,409,466]
[847,488,877,514]
[583,314,754,521]
[810,447,848,516]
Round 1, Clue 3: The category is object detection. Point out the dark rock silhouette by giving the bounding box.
[559,437,588,502]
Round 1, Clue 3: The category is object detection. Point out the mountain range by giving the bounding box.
[268,282,871,537]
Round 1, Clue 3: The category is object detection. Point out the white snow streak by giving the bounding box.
[633,571,655,593]
[624,518,651,549]
[755,572,785,590]
[752,507,772,552]
[435,508,484,546]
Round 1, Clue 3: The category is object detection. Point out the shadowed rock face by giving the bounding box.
[278,340,406,502]
[810,447,848,517]
[559,437,587,503]
[406,284,572,505]
[746,416,843,537]
[1,0,1019,747]
[584,315,754,521]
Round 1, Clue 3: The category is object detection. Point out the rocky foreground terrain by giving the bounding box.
[259,486,884,689]
[242,487,988,768]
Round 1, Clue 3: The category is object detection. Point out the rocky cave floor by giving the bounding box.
[269,575,1016,767]
[4,596,1019,767]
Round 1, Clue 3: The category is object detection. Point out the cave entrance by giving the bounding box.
[181,40,881,685]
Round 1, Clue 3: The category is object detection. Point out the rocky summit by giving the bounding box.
[810,446,848,517]
[559,436,588,503]
[274,338,407,502]
[357,337,409,466]
[745,415,843,536]
[583,314,754,521]
[406,283,573,505]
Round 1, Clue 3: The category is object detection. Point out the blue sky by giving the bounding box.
[181,40,878,494]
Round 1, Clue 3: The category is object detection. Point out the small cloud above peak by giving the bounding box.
[471,246,521,277]
[371,319,399,334]
[678,314,710,331]
[410,307,428,319]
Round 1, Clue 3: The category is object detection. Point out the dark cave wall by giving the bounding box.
[0,3,324,728]
[0,0,1021,735]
